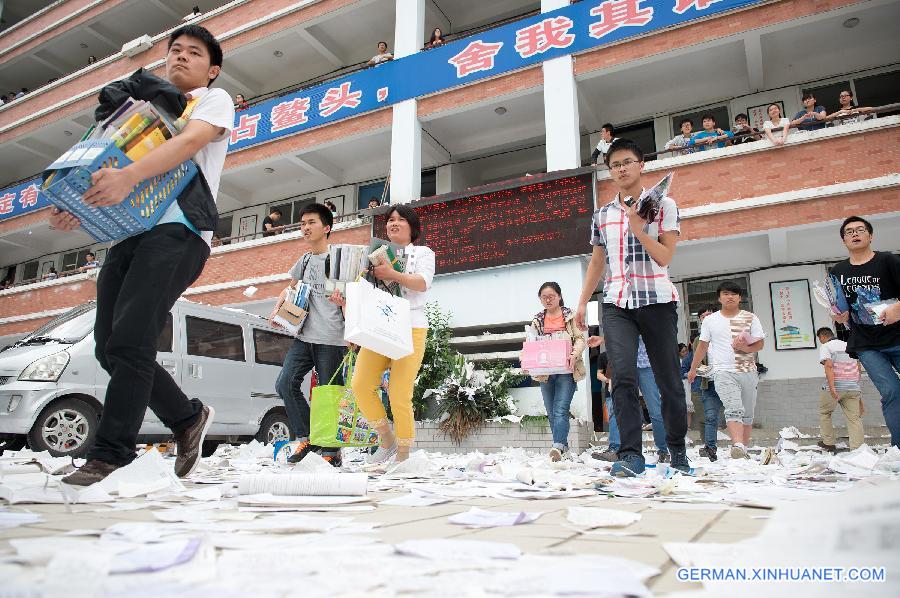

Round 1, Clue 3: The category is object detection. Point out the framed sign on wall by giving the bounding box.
[769,279,816,350]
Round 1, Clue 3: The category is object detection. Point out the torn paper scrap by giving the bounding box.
[238,473,367,496]
[448,507,542,528]
[567,506,642,528]
[395,539,522,560]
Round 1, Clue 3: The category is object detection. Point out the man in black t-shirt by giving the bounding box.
[830,216,900,447]
[262,207,282,237]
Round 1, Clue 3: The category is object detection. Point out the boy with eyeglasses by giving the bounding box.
[830,216,900,447]
[576,139,690,476]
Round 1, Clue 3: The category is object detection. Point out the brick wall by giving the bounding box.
[754,376,885,430]
[414,419,595,454]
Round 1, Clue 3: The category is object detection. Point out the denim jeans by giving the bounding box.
[539,374,577,450]
[276,340,347,441]
[700,385,723,448]
[857,344,900,447]
[605,394,620,452]
[602,303,687,458]
[637,366,668,453]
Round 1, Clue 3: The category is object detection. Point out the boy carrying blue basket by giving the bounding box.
[51,25,234,486]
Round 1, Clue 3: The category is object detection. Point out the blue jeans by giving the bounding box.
[275,340,347,441]
[700,385,723,448]
[602,303,687,458]
[857,345,900,447]
[540,374,577,450]
[605,394,620,452]
[637,366,668,453]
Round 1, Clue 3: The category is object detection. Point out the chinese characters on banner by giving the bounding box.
[0,180,48,220]
[770,280,816,350]
[0,0,762,219]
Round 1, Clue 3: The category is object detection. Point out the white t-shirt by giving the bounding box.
[763,118,790,132]
[370,52,393,64]
[155,86,234,245]
[699,310,765,373]
[401,244,435,328]
[818,338,860,391]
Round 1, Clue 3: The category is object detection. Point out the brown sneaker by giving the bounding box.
[174,405,215,478]
[61,459,120,486]
[591,448,619,462]
[549,447,562,462]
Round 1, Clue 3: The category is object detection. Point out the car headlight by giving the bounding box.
[19,351,70,382]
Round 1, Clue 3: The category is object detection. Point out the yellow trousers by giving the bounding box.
[351,328,427,446]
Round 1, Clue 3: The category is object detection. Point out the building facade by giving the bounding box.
[0,0,897,428]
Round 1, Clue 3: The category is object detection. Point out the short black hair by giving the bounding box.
[269,207,282,217]
[85,252,95,259]
[840,216,873,238]
[299,203,334,237]
[678,342,687,351]
[701,113,716,124]
[802,92,815,101]
[385,204,422,243]
[378,41,388,48]
[716,280,743,297]
[601,123,615,135]
[735,113,749,121]
[168,24,223,84]
[678,117,693,128]
[697,304,717,317]
[816,327,835,339]
[604,138,643,166]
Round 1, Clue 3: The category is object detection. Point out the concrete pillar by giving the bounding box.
[541,0,581,171]
[389,0,425,204]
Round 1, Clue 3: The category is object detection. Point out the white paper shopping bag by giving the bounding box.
[344,280,413,359]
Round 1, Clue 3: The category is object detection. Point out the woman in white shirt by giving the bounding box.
[351,204,435,464]
[763,103,790,146]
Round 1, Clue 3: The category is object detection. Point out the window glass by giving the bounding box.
[186,316,245,361]
[215,215,233,244]
[253,328,293,366]
[615,120,657,160]
[22,261,39,281]
[854,70,900,117]
[157,314,173,353]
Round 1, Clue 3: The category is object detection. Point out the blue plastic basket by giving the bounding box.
[41,139,198,242]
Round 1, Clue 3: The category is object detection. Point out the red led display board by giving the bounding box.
[374,172,594,275]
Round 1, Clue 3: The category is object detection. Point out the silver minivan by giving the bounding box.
[0,300,300,457]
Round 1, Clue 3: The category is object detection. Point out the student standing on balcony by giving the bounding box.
[827,90,875,127]
[763,103,791,146]
[575,139,691,477]
[49,25,234,486]
[685,114,733,151]
[830,216,900,447]
[367,41,394,66]
[271,203,347,467]
[791,92,827,132]
[526,282,587,462]
[425,27,446,49]
[663,118,696,156]
[351,205,435,465]
[590,123,619,165]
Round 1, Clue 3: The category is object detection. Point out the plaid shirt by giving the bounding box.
[590,190,680,309]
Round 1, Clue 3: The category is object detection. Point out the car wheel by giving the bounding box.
[256,411,293,445]
[28,398,98,458]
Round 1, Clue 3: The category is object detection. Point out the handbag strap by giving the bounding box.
[327,350,355,386]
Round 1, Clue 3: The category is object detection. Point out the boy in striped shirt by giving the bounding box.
[816,327,865,451]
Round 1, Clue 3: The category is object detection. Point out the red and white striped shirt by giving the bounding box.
[590,191,680,309]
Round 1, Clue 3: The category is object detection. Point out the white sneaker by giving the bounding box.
[730,444,749,459]
[366,443,398,465]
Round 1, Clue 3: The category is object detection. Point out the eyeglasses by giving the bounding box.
[609,159,639,170]
[839,93,851,98]
[843,226,868,237]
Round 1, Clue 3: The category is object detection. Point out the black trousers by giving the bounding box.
[89,224,209,465]
[602,302,687,458]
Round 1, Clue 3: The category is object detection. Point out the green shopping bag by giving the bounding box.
[310,351,380,448]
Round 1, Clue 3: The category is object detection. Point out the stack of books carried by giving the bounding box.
[324,244,370,293]
[41,97,197,242]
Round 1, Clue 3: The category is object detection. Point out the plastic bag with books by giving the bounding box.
[310,352,380,448]
[273,283,311,335]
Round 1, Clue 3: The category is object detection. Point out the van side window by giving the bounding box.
[253,329,293,366]
[157,314,173,352]
[186,316,245,361]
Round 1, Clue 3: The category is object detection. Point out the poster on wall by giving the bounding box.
[238,214,258,242]
[770,280,816,350]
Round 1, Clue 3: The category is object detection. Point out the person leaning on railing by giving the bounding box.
[827,89,875,127]
[763,103,791,146]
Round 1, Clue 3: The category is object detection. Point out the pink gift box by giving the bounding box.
[521,338,572,375]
